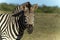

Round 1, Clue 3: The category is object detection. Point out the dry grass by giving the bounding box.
[22,13,60,40]
[0,10,12,14]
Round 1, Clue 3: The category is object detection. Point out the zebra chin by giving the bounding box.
[26,24,33,34]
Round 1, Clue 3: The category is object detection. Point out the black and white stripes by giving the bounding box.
[0,2,37,40]
[0,13,27,40]
[0,14,18,40]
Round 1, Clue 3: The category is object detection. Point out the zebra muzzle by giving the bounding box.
[26,24,33,34]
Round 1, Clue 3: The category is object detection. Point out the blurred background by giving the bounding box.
[0,0,60,40]
[0,0,60,13]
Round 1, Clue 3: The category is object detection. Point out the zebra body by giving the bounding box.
[0,2,38,40]
[0,14,20,40]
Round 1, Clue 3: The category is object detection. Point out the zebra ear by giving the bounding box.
[20,6,24,10]
[33,4,38,10]
[29,4,38,13]
[21,4,30,11]
[31,4,38,11]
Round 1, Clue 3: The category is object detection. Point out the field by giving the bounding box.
[0,11,60,40]
[22,13,60,40]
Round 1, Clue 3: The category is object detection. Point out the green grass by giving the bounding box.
[0,11,60,40]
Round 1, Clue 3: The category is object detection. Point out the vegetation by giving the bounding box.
[0,3,60,13]
[0,3,17,12]
[35,5,60,13]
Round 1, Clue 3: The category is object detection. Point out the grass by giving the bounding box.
[22,13,60,40]
[0,10,12,14]
[0,11,60,40]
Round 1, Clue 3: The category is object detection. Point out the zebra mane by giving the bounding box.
[12,2,32,14]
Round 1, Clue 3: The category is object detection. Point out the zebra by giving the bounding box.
[0,2,38,40]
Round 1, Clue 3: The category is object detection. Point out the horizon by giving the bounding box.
[0,0,60,7]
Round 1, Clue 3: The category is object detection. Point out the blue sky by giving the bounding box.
[0,0,60,7]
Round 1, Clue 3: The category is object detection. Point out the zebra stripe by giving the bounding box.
[0,2,35,40]
[0,14,9,40]
[0,14,20,40]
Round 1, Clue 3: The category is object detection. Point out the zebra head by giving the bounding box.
[12,2,38,34]
[24,2,38,34]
